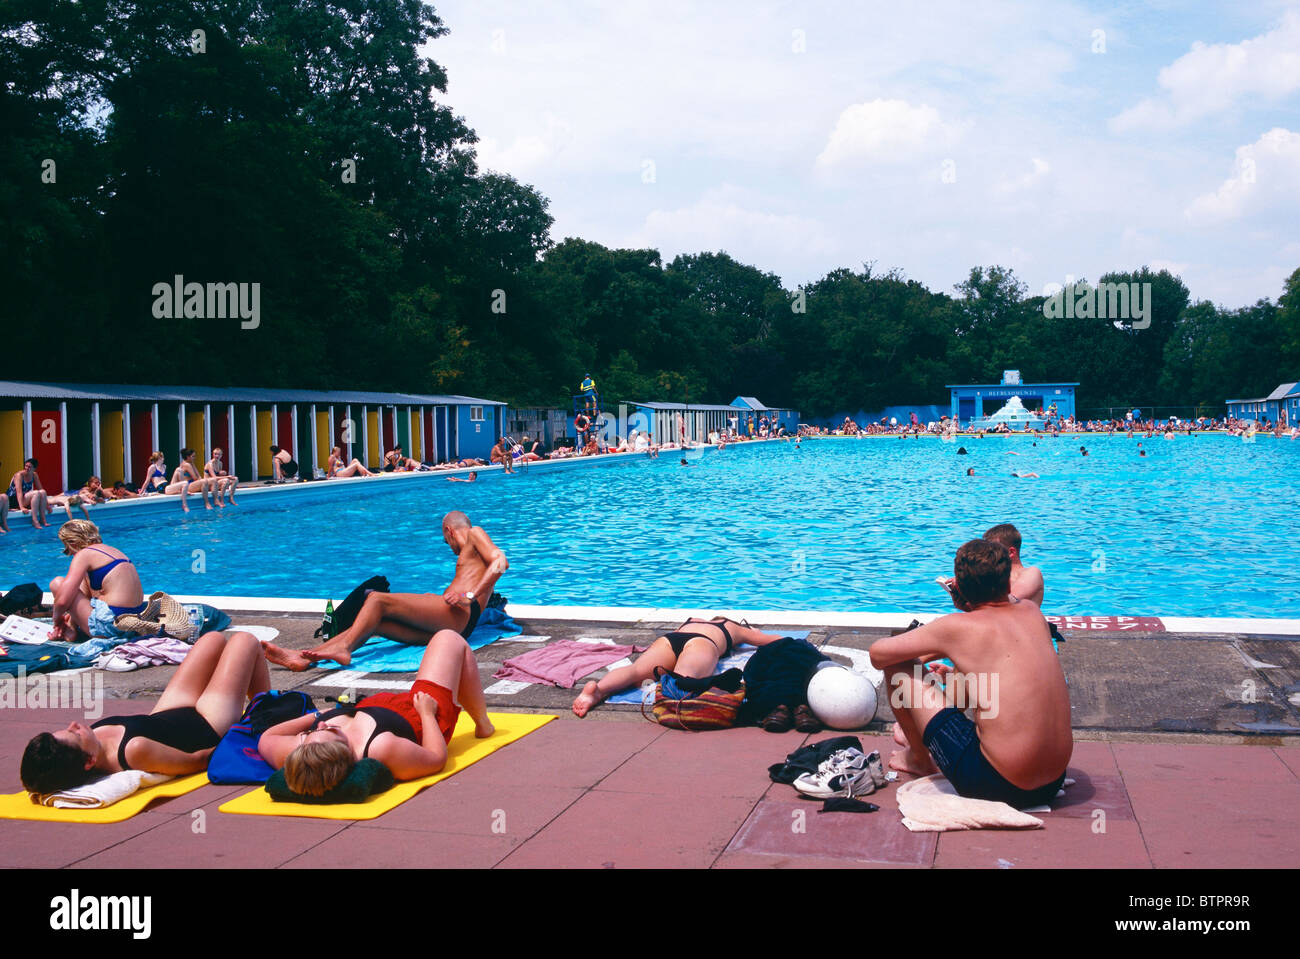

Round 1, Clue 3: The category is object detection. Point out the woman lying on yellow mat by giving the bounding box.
[257,629,495,796]
[21,631,270,794]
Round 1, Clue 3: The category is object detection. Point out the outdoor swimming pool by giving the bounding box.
[4,434,1299,617]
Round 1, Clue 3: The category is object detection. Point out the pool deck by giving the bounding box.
[3,604,1298,870]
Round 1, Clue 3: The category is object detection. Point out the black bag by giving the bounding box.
[0,583,43,617]
[314,576,390,639]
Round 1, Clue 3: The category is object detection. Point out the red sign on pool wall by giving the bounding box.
[1046,615,1165,632]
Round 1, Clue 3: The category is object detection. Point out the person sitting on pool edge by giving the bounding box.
[21,631,270,794]
[269,445,298,481]
[264,511,508,670]
[870,539,1072,809]
[983,523,1044,606]
[258,630,494,793]
[572,616,788,718]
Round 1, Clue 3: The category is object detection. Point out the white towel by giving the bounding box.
[896,774,1045,832]
[39,770,174,808]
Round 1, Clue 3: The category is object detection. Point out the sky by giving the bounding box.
[424,1,1300,308]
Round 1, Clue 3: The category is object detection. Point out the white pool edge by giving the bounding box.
[43,594,1300,636]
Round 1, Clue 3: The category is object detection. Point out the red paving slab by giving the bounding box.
[284,824,519,869]
[726,799,937,866]
[1066,740,1120,776]
[1050,774,1135,821]
[496,789,756,868]
[934,818,1152,869]
[0,812,177,869]
[356,781,586,837]
[1112,742,1296,784]
[1121,779,1300,868]
[70,799,352,869]
[596,724,803,800]
[449,719,665,789]
[1272,747,1300,780]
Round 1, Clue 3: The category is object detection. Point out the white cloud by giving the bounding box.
[1185,128,1300,222]
[629,184,838,274]
[1112,10,1300,132]
[815,99,960,170]
[992,156,1050,196]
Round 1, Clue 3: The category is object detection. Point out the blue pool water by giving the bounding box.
[3,434,1299,617]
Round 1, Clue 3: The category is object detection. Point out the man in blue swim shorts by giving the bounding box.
[870,539,1072,809]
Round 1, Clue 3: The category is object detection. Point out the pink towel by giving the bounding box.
[493,640,647,688]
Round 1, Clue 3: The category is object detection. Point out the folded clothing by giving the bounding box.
[896,774,1046,832]
[38,769,174,808]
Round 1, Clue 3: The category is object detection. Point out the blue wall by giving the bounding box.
[455,404,501,460]
[813,405,947,428]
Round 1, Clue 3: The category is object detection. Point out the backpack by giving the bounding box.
[313,575,389,639]
[0,583,43,617]
[207,690,316,784]
[642,667,745,732]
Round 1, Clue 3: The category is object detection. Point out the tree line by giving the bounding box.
[3,1,1297,419]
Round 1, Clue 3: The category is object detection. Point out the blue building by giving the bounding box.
[1226,382,1299,425]
[947,373,1079,426]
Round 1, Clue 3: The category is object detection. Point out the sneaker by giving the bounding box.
[793,748,874,799]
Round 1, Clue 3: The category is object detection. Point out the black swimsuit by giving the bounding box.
[662,618,737,657]
[313,706,417,757]
[93,708,221,770]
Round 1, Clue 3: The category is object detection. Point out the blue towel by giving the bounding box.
[320,606,522,673]
[606,629,810,704]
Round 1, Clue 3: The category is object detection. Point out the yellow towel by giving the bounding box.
[0,773,210,824]
[219,711,554,820]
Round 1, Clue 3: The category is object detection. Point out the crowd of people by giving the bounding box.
[799,411,1293,439]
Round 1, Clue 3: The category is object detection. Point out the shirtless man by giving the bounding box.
[982,523,1044,606]
[871,539,1072,808]
[265,511,507,670]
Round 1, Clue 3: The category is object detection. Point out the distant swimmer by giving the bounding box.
[966,467,975,476]
[447,471,478,483]
[1011,472,1040,478]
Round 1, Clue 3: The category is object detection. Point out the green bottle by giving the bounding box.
[323,599,335,638]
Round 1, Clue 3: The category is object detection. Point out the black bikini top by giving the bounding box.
[313,706,417,757]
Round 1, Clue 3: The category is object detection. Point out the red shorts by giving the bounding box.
[358,680,460,745]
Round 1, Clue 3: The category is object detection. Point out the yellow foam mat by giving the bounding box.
[0,773,211,824]
[218,711,554,820]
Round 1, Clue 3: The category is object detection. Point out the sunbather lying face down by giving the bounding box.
[571,616,788,717]
[257,630,495,795]
[20,632,270,795]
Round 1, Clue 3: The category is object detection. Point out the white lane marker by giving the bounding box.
[512,635,552,643]
[484,679,532,695]
[311,670,411,690]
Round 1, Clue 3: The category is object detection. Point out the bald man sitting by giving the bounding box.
[265,512,508,670]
